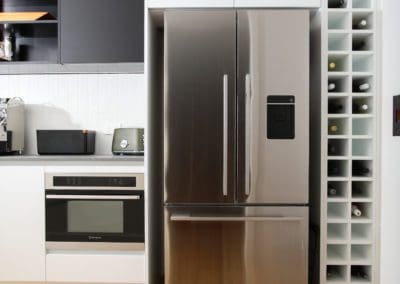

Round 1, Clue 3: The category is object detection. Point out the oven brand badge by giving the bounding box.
[88,236,102,241]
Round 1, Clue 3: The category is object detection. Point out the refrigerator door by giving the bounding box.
[165,206,308,284]
[237,10,310,204]
[164,10,236,204]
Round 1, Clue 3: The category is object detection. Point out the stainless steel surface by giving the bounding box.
[223,74,228,197]
[46,241,144,252]
[164,10,236,204]
[45,172,144,190]
[46,195,141,200]
[165,206,308,284]
[237,10,310,204]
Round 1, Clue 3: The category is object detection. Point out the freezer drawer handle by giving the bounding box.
[46,195,141,200]
[223,74,228,197]
[170,214,302,222]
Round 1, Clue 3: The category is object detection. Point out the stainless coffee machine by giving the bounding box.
[0,98,24,154]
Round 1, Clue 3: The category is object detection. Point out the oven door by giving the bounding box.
[45,190,144,243]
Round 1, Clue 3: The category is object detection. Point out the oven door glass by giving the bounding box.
[46,190,144,243]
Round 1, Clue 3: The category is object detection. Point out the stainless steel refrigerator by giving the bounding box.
[163,9,310,284]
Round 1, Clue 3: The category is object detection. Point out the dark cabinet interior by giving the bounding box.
[0,0,144,71]
[60,0,144,64]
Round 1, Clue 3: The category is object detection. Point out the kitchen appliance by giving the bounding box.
[164,10,309,284]
[45,173,144,251]
[112,128,144,155]
[37,130,95,155]
[0,97,24,154]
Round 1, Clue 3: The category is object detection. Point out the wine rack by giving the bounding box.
[320,0,379,283]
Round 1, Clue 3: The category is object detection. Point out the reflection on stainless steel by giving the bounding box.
[46,242,145,252]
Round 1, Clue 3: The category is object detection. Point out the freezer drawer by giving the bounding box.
[165,206,308,284]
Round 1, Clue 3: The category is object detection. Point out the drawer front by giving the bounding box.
[46,252,145,283]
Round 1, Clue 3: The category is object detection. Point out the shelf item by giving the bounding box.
[326,265,347,282]
[328,75,349,93]
[0,12,53,22]
[328,181,348,198]
[352,181,373,199]
[351,202,372,220]
[328,54,349,72]
[328,117,349,135]
[328,97,348,114]
[351,265,371,282]
[352,76,373,93]
[353,33,373,51]
[328,159,349,178]
[352,160,372,177]
[328,139,349,156]
[352,12,373,30]
[328,0,348,9]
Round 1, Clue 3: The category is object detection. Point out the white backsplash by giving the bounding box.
[0,73,146,155]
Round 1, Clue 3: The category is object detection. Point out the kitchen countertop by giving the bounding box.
[0,155,144,166]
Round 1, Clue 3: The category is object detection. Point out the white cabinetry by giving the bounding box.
[234,0,320,7]
[147,0,234,8]
[46,252,145,283]
[0,166,45,282]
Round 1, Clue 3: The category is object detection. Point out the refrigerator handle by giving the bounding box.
[223,74,228,197]
[170,214,302,222]
[245,73,252,196]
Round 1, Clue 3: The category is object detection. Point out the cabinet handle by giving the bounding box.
[46,195,141,200]
[170,214,302,222]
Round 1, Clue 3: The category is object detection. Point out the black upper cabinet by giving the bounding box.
[60,0,144,64]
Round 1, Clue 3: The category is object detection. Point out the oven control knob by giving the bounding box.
[120,139,129,149]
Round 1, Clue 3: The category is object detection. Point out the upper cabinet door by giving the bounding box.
[234,0,320,8]
[60,0,144,64]
[164,10,236,204]
[148,0,234,8]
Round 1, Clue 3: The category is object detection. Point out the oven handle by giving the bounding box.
[46,195,141,200]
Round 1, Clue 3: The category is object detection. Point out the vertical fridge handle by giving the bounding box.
[245,74,252,196]
[223,74,228,197]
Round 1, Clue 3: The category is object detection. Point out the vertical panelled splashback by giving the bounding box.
[0,74,146,155]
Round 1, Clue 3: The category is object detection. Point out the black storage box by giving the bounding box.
[37,130,96,155]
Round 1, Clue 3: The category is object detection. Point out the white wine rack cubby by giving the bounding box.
[320,0,379,283]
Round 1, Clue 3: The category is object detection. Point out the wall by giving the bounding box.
[381,0,400,282]
[0,74,146,155]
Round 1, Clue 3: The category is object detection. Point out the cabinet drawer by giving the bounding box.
[46,252,145,283]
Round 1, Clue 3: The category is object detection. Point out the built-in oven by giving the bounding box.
[45,173,144,250]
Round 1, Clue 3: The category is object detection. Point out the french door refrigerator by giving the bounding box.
[164,9,310,284]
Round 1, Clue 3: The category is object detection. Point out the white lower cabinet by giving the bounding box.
[0,166,46,282]
[46,252,145,284]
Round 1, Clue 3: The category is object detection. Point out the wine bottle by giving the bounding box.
[328,124,339,134]
[353,40,367,51]
[355,19,368,29]
[329,0,346,8]
[1,24,15,61]
[328,165,340,177]
[328,82,336,92]
[353,165,370,176]
[328,184,337,196]
[328,61,337,71]
[353,102,369,113]
[328,103,344,113]
[352,268,369,280]
[353,82,370,92]
[328,143,337,156]
[352,204,362,217]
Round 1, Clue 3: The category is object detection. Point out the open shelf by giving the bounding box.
[352,0,372,9]
[351,245,372,264]
[328,223,348,242]
[353,54,373,72]
[352,12,373,30]
[327,244,348,263]
[327,265,348,282]
[352,181,373,199]
[352,33,374,51]
[328,160,349,177]
[351,223,373,243]
[352,139,373,157]
[329,97,349,114]
[328,0,349,9]
[328,202,348,220]
[329,33,350,51]
[328,139,349,157]
[328,12,350,30]
[351,265,371,282]
[328,181,349,199]
[352,117,373,136]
